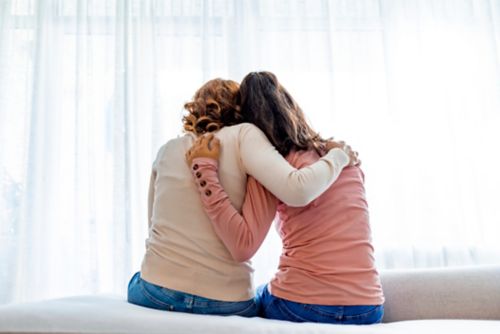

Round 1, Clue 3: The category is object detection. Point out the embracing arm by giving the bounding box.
[185,128,349,262]
[190,158,277,262]
[239,124,349,206]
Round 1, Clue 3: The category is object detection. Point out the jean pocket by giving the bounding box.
[343,305,384,325]
[231,300,258,317]
[271,299,311,323]
[199,299,257,317]
[139,280,176,311]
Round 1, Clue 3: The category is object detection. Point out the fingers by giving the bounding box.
[192,134,212,151]
[185,146,194,165]
[186,133,220,165]
[206,135,214,151]
[193,135,204,146]
[343,144,352,157]
[204,133,214,145]
[199,134,211,148]
[349,150,361,167]
[322,137,361,167]
[186,135,207,165]
[199,133,216,151]
[193,133,212,148]
[209,136,220,149]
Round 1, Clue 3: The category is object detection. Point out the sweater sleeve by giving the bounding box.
[190,158,278,262]
[239,124,350,206]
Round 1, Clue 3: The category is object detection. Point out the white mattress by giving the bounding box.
[0,295,499,334]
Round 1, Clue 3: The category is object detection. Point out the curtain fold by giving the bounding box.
[1,0,499,304]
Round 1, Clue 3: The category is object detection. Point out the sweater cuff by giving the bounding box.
[321,147,350,169]
[191,157,218,170]
[190,157,223,205]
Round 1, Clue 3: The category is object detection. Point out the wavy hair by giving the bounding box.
[183,78,243,135]
[239,71,325,156]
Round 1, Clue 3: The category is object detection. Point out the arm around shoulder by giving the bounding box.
[238,124,350,206]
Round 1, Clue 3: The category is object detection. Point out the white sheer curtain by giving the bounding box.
[1,0,499,305]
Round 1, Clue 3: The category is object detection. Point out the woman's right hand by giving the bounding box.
[186,133,221,166]
[324,140,361,167]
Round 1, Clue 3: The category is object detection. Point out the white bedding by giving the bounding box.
[0,295,499,334]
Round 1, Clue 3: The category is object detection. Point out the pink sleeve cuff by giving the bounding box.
[191,157,219,170]
[190,157,224,205]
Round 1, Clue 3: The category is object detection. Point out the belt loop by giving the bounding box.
[185,296,194,310]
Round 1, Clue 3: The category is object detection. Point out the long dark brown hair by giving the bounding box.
[239,71,325,156]
[183,78,243,135]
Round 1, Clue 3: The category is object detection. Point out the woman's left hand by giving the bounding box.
[323,139,361,167]
[186,133,221,166]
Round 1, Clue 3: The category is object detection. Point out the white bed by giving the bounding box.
[1,266,499,334]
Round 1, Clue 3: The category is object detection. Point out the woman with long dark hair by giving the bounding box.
[186,72,384,324]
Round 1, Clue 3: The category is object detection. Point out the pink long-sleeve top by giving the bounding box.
[191,149,385,306]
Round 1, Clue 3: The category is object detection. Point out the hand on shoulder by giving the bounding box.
[322,139,361,167]
[185,133,221,166]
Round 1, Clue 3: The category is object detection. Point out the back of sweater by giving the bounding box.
[141,125,252,301]
[270,149,385,305]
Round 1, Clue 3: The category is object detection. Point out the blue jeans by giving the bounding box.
[127,272,258,317]
[255,284,384,324]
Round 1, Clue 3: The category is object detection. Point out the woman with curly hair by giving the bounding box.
[186,72,384,324]
[127,78,351,316]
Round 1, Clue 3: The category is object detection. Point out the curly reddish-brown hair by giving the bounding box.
[183,78,243,135]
